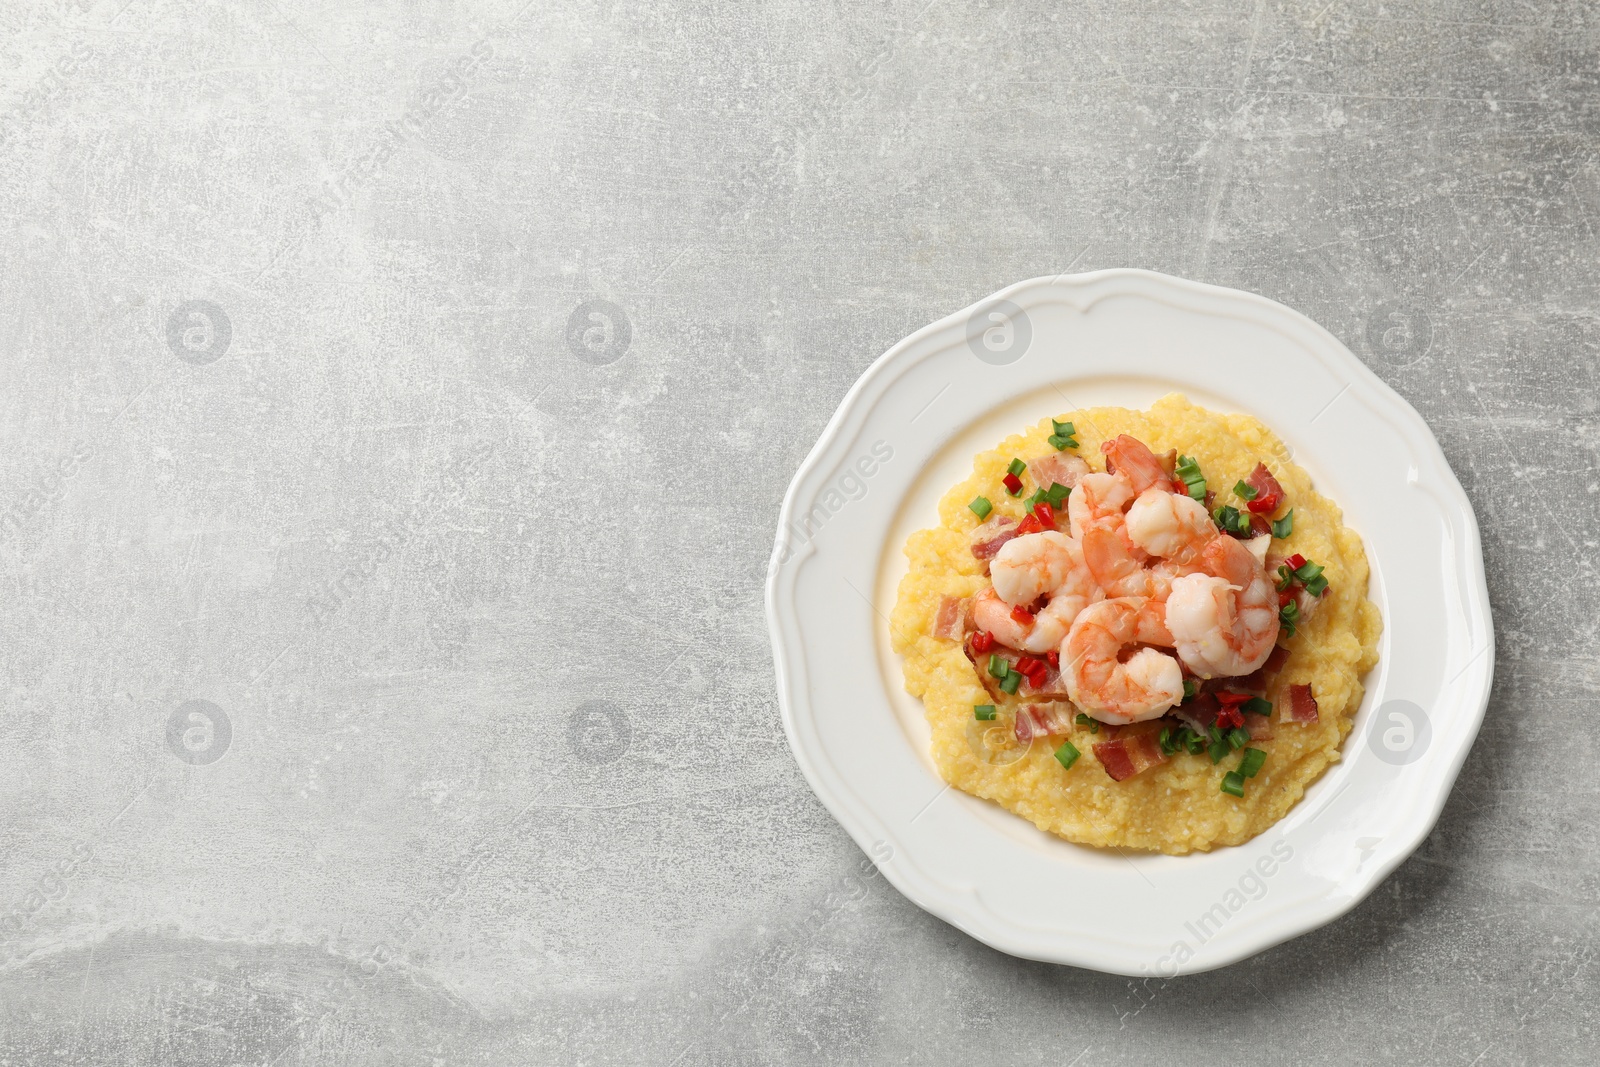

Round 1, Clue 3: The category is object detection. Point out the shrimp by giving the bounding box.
[1100,434,1172,495]
[973,586,1082,654]
[1067,472,1136,539]
[1165,534,1280,677]
[1080,523,1154,597]
[990,531,1076,607]
[1124,487,1215,565]
[979,533,1101,653]
[1060,597,1185,724]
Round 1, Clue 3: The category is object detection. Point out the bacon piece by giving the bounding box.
[1244,463,1285,514]
[1027,452,1089,492]
[1014,702,1074,743]
[1286,683,1319,723]
[1020,662,1071,700]
[1173,691,1221,734]
[969,515,1019,561]
[1245,713,1275,741]
[932,595,972,641]
[963,636,1012,703]
[1094,726,1169,781]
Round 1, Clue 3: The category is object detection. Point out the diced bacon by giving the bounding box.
[1244,463,1285,514]
[1286,683,1319,723]
[1027,452,1090,492]
[1094,728,1169,781]
[1020,663,1071,700]
[932,595,972,641]
[970,515,1019,561]
[1014,702,1074,743]
[1173,691,1221,734]
[1245,713,1275,741]
[1294,585,1323,624]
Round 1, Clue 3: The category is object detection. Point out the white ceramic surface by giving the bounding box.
[765,269,1492,977]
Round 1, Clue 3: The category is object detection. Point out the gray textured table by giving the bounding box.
[1,1,1592,1063]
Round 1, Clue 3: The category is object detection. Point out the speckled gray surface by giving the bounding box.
[0,0,1595,1063]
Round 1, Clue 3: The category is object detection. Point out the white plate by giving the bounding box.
[766,269,1492,976]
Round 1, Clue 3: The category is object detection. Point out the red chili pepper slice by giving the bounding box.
[1286,553,1307,571]
[1016,514,1043,536]
[1010,605,1034,625]
[1002,473,1023,494]
[1216,705,1245,730]
[1215,691,1251,706]
[1279,590,1294,607]
[1032,502,1056,529]
[1171,478,1189,495]
[1046,650,1060,670]
[971,630,995,654]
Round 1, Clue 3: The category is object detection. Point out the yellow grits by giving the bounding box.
[889,394,1382,854]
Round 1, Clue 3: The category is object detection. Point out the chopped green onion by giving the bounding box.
[1279,599,1300,638]
[1049,420,1079,450]
[1045,482,1070,507]
[1023,488,1047,510]
[1271,510,1294,539]
[1185,731,1207,756]
[1233,480,1258,501]
[1213,505,1250,535]
[1054,740,1080,770]
[1207,724,1224,744]
[1304,574,1329,598]
[1242,697,1272,717]
[1209,738,1231,764]
[987,654,1007,679]
[1227,726,1250,750]
[1275,564,1296,592]
[1007,458,1027,477]
[1182,678,1198,702]
[969,496,993,520]
[1220,770,1246,797]
[1073,712,1100,734]
[1239,747,1267,778]
[1158,727,1174,755]
[974,704,996,721]
[1292,560,1325,583]
[1175,455,1207,501]
[999,670,1022,694]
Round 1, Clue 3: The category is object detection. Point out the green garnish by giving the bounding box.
[1007,458,1027,477]
[999,670,1022,694]
[1212,505,1251,535]
[1184,730,1207,756]
[1242,696,1273,717]
[969,496,993,520]
[1023,488,1047,510]
[1182,678,1198,701]
[1239,747,1267,778]
[987,655,1007,679]
[1045,482,1070,508]
[974,704,996,721]
[1227,726,1250,750]
[1175,455,1207,501]
[1233,480,1258,501]
[1054,740,1080,770]
[1074,712,1099,734]
[1279,599,1300,638]
[1207,725,1224,744]
[1158,727,1175,755]
[1048,420,1079,451]
[1208,737,1231,764]
[1220,770,1246,798]
[1271,510,1294,539]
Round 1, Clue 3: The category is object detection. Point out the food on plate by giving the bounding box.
[890,394,1381,854]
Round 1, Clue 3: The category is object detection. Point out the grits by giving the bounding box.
[890,394,1381,854]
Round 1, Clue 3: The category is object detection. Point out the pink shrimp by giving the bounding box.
[1100,434,1173,495]
[1124,486,1215,566]
[1165,534,1280,678]
[1060,597,1185,724]
[973,586,1082,655]
[978,532,1100,653]
[1066,472,1136,540]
